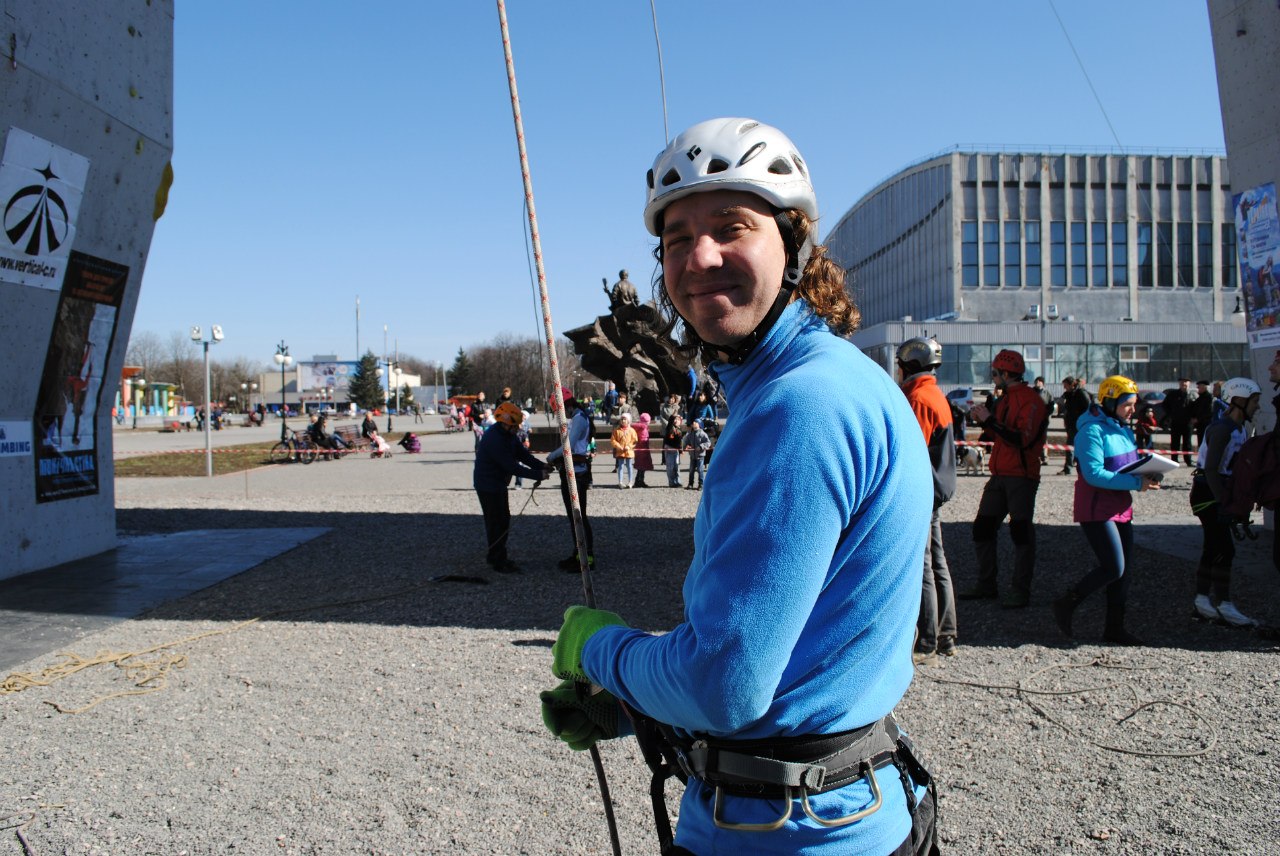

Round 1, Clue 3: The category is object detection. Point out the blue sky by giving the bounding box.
[137,1,1226,367]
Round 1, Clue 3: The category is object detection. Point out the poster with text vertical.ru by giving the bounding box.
[34,251,129,503]
[1233,182,1280,350]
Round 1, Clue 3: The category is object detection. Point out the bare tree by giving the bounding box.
[124,329,164,375]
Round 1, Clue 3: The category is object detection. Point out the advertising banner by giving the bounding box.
[1233,182,1280,349]
[34,251,129,502]
[303,361,356,391]
[0,128,89,290]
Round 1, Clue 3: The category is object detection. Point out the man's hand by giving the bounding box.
[970,404,990,424]
[540,680,620,751]
[551,605,628,683]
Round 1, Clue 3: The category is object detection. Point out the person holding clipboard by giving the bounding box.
[1052,375,1163,644]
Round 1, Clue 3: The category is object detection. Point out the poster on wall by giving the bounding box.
[34,251,129,503]
[1233,182,1280,350]
[303,361,355,391]
[0,128,89,290]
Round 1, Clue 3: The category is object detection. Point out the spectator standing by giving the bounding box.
[1033,377,1056,466]
[633,412,654,487]
[513,409,532,489]
[1052,375,1160,645]
[610,391,639,426]
[1060,377,1091,475]
[473,403,547,574]
[601,381,618,424]
[1133,404,1158,451]
[682,419,710,490]
[897,337,958,665]
[661,413,684,487]
[1164,378,1196,464]
[660,392,681,424]
[546,389,596,572]
[1189,377,1263,627]
[611,413,638,489]
[962,348,1049,608]
[1192,380,1214,447]
[540,118,936,853]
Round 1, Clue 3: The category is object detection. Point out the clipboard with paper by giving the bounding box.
[1117,452,1180,475]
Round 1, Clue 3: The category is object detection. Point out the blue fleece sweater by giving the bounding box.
[582,300,932,853]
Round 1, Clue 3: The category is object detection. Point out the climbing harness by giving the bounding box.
[629,711,935,851]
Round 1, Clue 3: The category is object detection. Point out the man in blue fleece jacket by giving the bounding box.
[540,118,937,855]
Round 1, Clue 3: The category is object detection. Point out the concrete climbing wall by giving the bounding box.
[0,0,173,579]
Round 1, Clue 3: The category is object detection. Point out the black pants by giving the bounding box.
[1169,422,1194,464]
[476,490,510,566]
[558,469,594,557]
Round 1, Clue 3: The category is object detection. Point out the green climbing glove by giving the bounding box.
[540,679,620,751]
[551,605,628,683]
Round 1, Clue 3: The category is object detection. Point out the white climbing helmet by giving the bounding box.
[1221,376,1261,404]
[643,118,818,236]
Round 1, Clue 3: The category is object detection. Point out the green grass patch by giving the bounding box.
[114,442,278,477]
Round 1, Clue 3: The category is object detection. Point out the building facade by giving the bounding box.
[825,150,1250,388]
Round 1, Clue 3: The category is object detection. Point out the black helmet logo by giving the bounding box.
[4,163,69,256]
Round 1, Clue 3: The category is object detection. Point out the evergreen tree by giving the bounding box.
[348,351,385,411]
[449,348,472,396]
[399,383,415,409]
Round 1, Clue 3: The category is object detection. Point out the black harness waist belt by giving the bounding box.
[666,714,901,799]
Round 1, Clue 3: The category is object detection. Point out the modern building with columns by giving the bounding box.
[825,149,1249,388]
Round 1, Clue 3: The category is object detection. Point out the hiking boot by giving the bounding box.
[1193,594,1221,621]
[911,648,938,667]
[1052,589,1084,638]
[937,636,958,657]
[958,587,998,601]
[1215,600,1257,628]
[1000,590,1030,609]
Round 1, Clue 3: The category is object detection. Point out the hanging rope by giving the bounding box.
[494,3,620,853]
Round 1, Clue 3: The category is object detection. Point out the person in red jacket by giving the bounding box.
[897,337,958,665]
[960,349,1049,608]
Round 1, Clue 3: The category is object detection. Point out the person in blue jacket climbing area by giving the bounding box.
[539,118,939,855]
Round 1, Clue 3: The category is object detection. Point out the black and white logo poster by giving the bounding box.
[34,252,129,503]
[0,127,89,290]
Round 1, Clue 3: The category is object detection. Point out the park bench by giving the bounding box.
[335,425,372,454]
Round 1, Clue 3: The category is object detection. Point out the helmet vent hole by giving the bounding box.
[737,141,767,167]
[767,157,793,176]
[646,169,655,190]
[736,121,760,135]
[706,158,730,175]
[660,168,682,187]
[793,155,808,177]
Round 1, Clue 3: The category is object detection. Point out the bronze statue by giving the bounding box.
[566,270,691,416]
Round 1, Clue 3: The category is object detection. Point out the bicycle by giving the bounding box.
[269,429,318,465]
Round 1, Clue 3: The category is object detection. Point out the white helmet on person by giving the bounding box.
[896,337,943,371]
[1222,377,1261,405]
[643,118,818,237]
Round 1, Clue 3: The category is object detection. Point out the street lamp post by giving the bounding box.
[274,341,293,441]
[191,324,225,478]
[393,366,402,429]
[132,377,146,429]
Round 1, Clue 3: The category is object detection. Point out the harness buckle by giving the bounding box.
[711,760,883,832]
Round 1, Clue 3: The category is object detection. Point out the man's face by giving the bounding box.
[660,190,787,347]
[1246,394,1262,419]
[991,368,1009,391]
[1270,357,1280,385]
[1179,380,1190,392]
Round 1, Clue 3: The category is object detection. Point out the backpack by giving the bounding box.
[1223,430,1280,518]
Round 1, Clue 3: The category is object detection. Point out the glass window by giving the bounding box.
[1004,221,1021,287]
[1051,221,1066,287]
[1070,223,1087,287]
[962,220,978,287]
[1111,222,1127,287]
[1177,223,1193,287]
[1137,223,1153,287]
[983,221,999,286]
[1197,223,1212,287]
[1119,345,1150,361]
[1157,222,1173,286]
[1222,223,1237,289]
[1092,222,1107,287]
[1025,221,1041,287]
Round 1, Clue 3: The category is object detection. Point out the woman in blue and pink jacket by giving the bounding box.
[1052,374,1162,645]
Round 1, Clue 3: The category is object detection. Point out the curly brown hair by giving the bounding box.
[649,208,860,362]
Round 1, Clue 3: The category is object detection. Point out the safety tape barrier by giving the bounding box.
[954,439,1193,457]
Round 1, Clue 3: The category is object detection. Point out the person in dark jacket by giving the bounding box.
[1059,377,1091,475]
[1192,380,1214,447]
[473,402,548,573]
[897,337,958,664]
[1164,378,1196,464]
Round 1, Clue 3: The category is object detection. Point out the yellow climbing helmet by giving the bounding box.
[1097,375,1138,403]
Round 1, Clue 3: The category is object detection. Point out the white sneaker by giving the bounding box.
[1193,594,1220,621]
[1215,601,1257,628]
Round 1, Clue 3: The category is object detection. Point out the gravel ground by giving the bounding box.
[2,428,1278,855]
